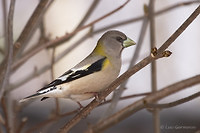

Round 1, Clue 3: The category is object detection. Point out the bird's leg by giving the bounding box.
[84,92,101,102]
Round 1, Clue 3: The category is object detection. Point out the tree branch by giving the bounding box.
[0,0,15,98]
[13,0,51,58]
[145,91,200,109]
[149,0,160,132]
[85,74,200,132]
[1,97,10,133]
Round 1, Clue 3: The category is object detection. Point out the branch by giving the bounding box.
[1,97,10,133]
[1,0,8,54]
[73,0,100,30]
[0,0,15,98]
[157,4,200,54]
[15,117,28,133]
[149,0,160,132]
[85,75,200,132]
[13,0,51,58]
[145,91,200,109]
[59,4,200,133]
[47,0,100,48]
[100,92,152,106]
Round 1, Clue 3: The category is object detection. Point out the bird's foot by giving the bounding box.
[84,92,101,101]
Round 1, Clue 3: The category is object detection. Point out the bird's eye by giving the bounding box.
[116,37,123,43]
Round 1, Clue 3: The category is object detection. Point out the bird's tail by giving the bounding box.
[19,86,57,103]
[19,92,44,103]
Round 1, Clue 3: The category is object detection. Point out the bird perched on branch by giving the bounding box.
[20,30,136,107]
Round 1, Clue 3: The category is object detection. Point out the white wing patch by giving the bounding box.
[57,75,69,81]
[57,64,91,81]
[72,64,91,71]
[38,86,56,94]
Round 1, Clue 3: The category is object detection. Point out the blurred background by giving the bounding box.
[0,0,200,133]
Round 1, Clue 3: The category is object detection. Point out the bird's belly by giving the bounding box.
[64,66,119,101]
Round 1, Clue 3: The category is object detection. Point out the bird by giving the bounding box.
[19,30,136,107]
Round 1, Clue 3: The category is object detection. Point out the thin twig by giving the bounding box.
[1,0,7,54]
[157,5,200,53]
[0,113,5,125]
[149,0,160,132]
[15,117,28,133]
[50,48,61,115]
[50,48,55,81]
[85,75,200,133]
[59,4,200,132]
[0,48,5,55]
[1,97,10,133]
[100,92,152,106]
[76,0,100,29]
[47,0,100,49]
[13,0,51,58]
[145,91,200,109]
[0,0,15,98]
[0,0,7,92]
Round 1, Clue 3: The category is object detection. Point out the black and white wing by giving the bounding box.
[20,56,107,102]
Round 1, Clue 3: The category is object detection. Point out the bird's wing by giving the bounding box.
[37,56,107,92]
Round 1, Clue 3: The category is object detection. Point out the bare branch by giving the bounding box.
[13,0,51,58]
[149,0,160,132]
[86,75,200,132]
[157,4,200,54]
[1,97,10,133]
[0,0,15,98]
[1,0,7,54]
[75,0,100,30]
[100,92,152,106]
[145,91,200,109]
[15,117,28,133]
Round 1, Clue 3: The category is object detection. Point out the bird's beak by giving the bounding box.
[123,37,136,48]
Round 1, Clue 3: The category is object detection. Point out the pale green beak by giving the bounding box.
[123,37,136,48]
